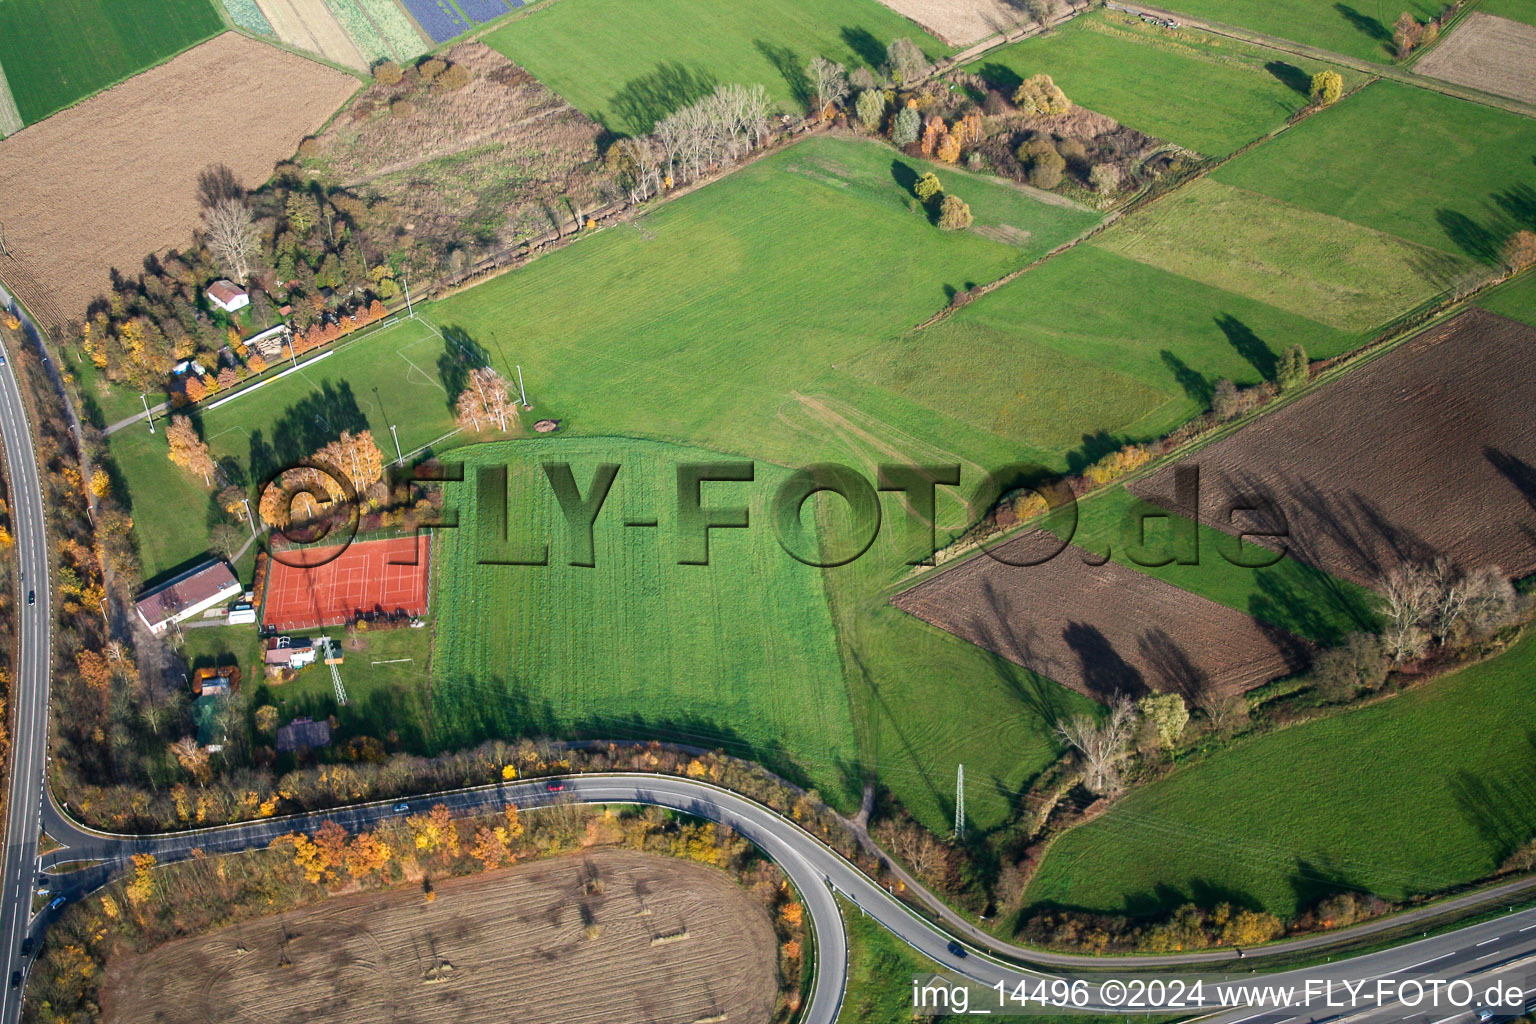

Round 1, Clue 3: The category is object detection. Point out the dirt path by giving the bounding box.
[255,0,369,70]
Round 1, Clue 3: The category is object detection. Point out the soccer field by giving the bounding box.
[0,0,224,125]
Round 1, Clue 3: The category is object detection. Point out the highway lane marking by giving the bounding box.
[1520,924,1536,932]
[1395,953,1453,972]
[1476,937,1500,945]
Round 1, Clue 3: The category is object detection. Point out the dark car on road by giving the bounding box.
[946,941,967,958]
[10,971,20,989]
[20,938,32,956]
[27,591,34,605]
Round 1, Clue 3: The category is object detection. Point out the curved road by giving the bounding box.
[4,305,1536,1024]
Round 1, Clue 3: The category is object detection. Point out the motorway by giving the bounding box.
[3,306,1536,1024]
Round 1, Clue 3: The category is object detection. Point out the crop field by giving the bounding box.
[871,0,1073,46]
[0,0,223,126]
[967,11,1362,156]
[892,538,1310,702]
[0,32,358,331]
[1130,309,1536,587]
[1149,0,1440,63]
[1024,630,1536,919]
[482,0,951,133]
[1213,81,1536,261]
[254,0,368,69]
[1096,179,1480,333]
[103,849,779,1024]
[1478,0,1536,28]
[850,243,1353,470]
[432,436,860,801]
[1415,12,1536,105]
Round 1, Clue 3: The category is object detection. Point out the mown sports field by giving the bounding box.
[0,0,224,125]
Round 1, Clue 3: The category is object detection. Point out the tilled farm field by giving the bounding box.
[1415,12,1536,104]
[101,849,779,1024]
[1130,309,1536,587]
[892,538,1311,702]
[0,33,358,329]
[255,0,369,70]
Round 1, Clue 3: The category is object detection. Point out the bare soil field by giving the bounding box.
[1130,309,1536,587]
[892,540,1310,702]
[0,33,358,329]
[1416,13,1536,105]
[303,42,613,252]
[877,0,1080,46]
[255,0,369,70]
[101,848,779,1024]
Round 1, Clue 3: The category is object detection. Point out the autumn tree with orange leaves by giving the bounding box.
[166,415,216,485]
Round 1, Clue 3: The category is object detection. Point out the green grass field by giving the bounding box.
[1150,0,1440,63]
[182,624,434,752]
[1214,81,1536,261]
[0,0,223,125]
[423,136,1099,470]
[431,436,860,803]
[1478,270,1536,328]
[1024,631,1536,919]
[853,243,1353,471]
[1097,178,1479,333]
[967,11,1362,156]
[482,0,948,133]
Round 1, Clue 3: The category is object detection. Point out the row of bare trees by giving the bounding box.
[612,83,775,203]
[1380,558,1517,663]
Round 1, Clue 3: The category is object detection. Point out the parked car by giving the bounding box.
[47,896,66,911]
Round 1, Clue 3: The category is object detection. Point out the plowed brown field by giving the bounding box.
[0,33,358,329]
[1416,13,1536,105]
[101,849,778,1024]
[892,540,1310,702]
[1129,309,1536,587]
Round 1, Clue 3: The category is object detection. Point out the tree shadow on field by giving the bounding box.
[436,324,490,410]
[840,26,885,68]
[248,381,369,483]
[606,61,720,136]
[1486,447,1536,511]
[1449,734,1536,864]
[1437,209,1504,264]
[1288,858,1371,914]
[1264,61,1311,97]
[1334,3,1390,44]
[1062,622,1148,701]
[1064,430,1122,476]
[1214,314,1277,381]
[890,158,919,196]
[972,62,1023,97]
[755,39,813,113]
[1159,349,1211,406]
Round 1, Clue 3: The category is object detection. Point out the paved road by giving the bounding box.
[0,321,53,1024]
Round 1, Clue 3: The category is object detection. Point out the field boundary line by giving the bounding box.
[1117,1,1536,118]
[0,54,22,137]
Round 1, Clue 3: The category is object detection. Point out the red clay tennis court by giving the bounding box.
[261,536,431,631]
